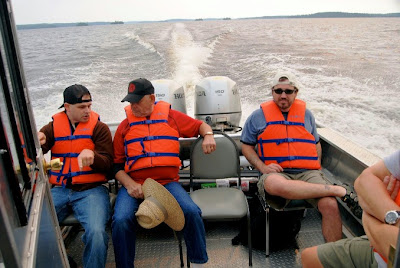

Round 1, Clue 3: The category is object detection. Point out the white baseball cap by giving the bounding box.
[272,71,300,90]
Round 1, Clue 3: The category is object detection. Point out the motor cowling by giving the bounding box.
[195,76,242,132]
[152,79,187,114]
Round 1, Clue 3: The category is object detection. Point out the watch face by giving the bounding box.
[386,211,399,224]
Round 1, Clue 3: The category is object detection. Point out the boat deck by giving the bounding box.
[65,207,326,267]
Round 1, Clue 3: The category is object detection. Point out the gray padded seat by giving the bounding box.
[189,131,252,266]
[191,187,248,220]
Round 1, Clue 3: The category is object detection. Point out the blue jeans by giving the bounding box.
[51,185,111,268]
[112,181,208,268]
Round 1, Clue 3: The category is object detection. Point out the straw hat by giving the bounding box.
[135,178,185,231]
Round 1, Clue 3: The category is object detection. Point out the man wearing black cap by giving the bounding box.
[38,84,113,268]
[112,78,216,268]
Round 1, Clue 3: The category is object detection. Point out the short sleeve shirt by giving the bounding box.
[384,150,400,179]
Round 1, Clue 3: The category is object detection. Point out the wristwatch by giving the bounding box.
[384,210,400,225]
[204,131,214,136]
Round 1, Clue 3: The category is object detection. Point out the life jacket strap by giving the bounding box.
[126,152,180,169]
[54,135,92,141]
[124,135,179,146]
[51,152,80,158]
[266,120,305,127]
[258,138,316,146]
[259,156,319,164]
[129,119,168,127]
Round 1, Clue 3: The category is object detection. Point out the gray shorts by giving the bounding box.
[257,170,329,209]
[317,235,377,268]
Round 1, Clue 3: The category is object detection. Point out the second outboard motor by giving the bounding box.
[195,76,242,132]
[151,79,187,114]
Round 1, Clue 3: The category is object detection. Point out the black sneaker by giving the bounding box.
[351,202,363,219]
[336,183,363,219]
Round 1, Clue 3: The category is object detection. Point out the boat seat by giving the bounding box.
[258,190,312,257]
[189,131,252,266]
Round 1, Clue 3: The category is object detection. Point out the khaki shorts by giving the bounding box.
[257,170,329,209]
[317,235,377,268]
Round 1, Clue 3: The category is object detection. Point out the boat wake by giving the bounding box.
[123,31,163,58]
[205,29,233,51]
[167,23,232,93]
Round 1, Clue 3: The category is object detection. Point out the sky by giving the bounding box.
[11,0,400,25]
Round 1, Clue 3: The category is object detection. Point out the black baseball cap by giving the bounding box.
[59,84,92,108]
[121,78,154,103]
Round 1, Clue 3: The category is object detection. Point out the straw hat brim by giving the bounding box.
[138,178,185,231]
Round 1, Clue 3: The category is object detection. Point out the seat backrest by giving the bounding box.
[190,131,240,182]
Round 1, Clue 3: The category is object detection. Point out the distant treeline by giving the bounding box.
[17,12,400,30]
[248,12,400,20]
[17,21,113,30]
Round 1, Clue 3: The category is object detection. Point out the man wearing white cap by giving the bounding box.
[241,71,361,243]
[112,78,216,268]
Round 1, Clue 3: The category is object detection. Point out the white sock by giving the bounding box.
[190,263,204,268]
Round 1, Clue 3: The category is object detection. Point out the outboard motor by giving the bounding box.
[195,76,242,132]
[151,79,187,114]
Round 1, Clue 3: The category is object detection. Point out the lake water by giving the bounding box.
[17,18,400,158]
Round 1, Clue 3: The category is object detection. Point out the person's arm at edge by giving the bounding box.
[354,160,398,221]
[362,211,399,260]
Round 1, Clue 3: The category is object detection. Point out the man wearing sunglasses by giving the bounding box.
[241,71,360,243]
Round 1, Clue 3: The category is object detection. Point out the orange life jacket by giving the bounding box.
[124,101,181,173]
[49,111,107,186]
[257,99,321,170]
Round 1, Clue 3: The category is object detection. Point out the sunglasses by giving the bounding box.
[273,88,297,95]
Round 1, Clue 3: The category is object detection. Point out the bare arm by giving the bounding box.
[115,170,144,199]
[362,211,399,260]
[198,122,216,154]
[354,160,398,221]
[241,143,283,174]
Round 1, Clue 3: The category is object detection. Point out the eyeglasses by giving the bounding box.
[273,88,297,95]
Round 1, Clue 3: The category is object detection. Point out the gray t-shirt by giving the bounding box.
[384,150,400,179]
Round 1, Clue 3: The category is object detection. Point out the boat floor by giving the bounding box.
[65,208,327,267]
